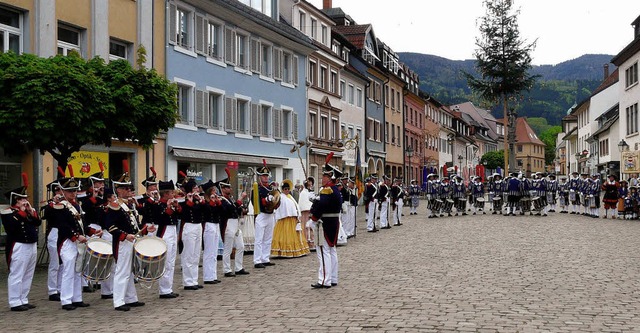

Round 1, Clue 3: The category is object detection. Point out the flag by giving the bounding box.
[355,145,364,199]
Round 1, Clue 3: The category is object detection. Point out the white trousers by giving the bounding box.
[60,239,82,305]
[113,240,138,308]
[379,200,389,227]
[342,205,356,236]
[100,231,114,296]
[392,199,404,225]
[315,225,338,286]
[223,218,245,273]
[7,242,37,308]
[366,200,377,231]
[203,222,221,281]
[47,228,62,296]
[158,225,178,295]
[181,223,202,287]
[253,213,275,264]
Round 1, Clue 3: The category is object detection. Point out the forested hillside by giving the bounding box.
[399,53,614,125]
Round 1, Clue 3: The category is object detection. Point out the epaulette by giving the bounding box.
[1,208,13,215]
[320,187,333,195]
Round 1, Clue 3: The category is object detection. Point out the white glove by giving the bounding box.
[295,222,302,231]
[308,193,317,201]
[306,220,314,229]
[267,195,274,202]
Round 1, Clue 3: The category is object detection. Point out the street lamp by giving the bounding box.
[618,139,629,152]
[457,154,463,176]
[406,145,414,184]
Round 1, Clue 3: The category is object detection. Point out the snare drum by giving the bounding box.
[132,236,168,282]
[474,197,485,208]
[433,199,443,211]
[82,238,114,282]
[520,197,531,212]
[532,196,544,211]
[443,199,455,213]
[569,189,576,202]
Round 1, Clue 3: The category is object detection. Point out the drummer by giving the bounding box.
[568,171,581,214]
[471,176,485,215]
[104,165,155,311]
[546,174,558,213]
[408,179,420,216]
[558,176,569,214]
[2,173,41,311]
[439,176,453,217]
[426,174,438,218]
[506,172,521,216]
[452,175,467,216]
[488,173,504,215]
[533,172,548,217]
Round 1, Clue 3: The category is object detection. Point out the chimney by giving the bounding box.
[603,64,609,80]
[323,0,332,9]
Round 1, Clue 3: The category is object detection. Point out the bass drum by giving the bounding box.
[82,238,114,282]
[133,236,167,282]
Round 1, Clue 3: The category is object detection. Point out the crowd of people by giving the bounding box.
[2,153,354,312]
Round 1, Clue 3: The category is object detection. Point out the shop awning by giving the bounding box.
[170,147,289,166]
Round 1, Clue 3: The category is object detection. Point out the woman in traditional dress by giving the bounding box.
[602,175,620,219]
[271,180,310,258]
[297,177,315,251]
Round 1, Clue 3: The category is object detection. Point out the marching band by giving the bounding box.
[5,163,638,310]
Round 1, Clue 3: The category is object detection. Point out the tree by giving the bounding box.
[463,0,539,173]
[480,150,505,170]
[0,50,178,171]
[539,126,562,166]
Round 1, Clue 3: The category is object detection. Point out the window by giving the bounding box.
[348,84,355,105]
[207,21,222,60]
[0,6,22,53]
[321,25,328,45]
[309,112,316,137]
[58,25,81,56]
[374,120,381,142]
[236,99,249,134]
[261,105,272,137]
[239,0,273,17]
[209,92,223,130]
[385,121,389,143]
[310,18,317,39]
[109,39,129,61]
[391,123,395,144]
[367,118,374,140]
[627,103,639,135]
[176,7,191,49]
[356,88,363,107]
[517,145,523,152]
[319,66,327,90]
[331,118,338,140]
[375,82,381,103]
[320,115,328,139]
[298,11,306,34]
[177,84,192,125]
[236,33,249,69]
[340,80,346,100]
[626,62,638,88]
[397,91,401,110]
[330,71,337,94]
[282,109,296,140]
[390,88,395,109]
[308,60,317,86]
[261,43,272,77]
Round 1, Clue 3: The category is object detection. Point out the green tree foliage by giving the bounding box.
[480,150,505,170]
[0,50,178,170]
[463,0,539,172]
[539,126,562,166]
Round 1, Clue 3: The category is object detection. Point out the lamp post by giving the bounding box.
[447,134,454,175]
[406,145,414,185]
[618,139,629,179]
[457,154,463,177]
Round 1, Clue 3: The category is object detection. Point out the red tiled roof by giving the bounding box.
[591,68,619,96]
[516,118,545,145]
[333,24,370,49]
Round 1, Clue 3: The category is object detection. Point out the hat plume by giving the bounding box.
[21,172,28,188]
[150,166,157,177]
[68,164,75,178]
[57,166,66,178]
[325,152,334,164]
[99,161,105,172]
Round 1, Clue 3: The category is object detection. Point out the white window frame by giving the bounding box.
[206,18,224,62]
[235,30,250,71]
[308,60,317,87]
[319,65,327,90]
[356,87,363,108]
[206,86,226,134]
[57,24,82,56]
[175,5,194,51]
[260,42,273,80]
[108,38,130,62]
[309,111,317,137]
[330,70,337,94]
[331,117,339,140]
[174,77,196,131]
[260,101,274,139]
[321,24,328,45]
[235,94,252,137]
[310,18,317,40]
[320,115,328,140]
[627,103,639,136]
[626,62,638,89]
[0,6,22,54]
[298,10,306,34]
[340,80,346,100]
[282,108,294,142]
[348,84,355,105]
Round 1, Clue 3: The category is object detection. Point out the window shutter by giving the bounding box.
[168,2,177,45]
[292,112,298,140]
[232,102,239,132]
[292,55,299,86]
[195,14,205,54]
[273,48,282,81]
[273,108,282,139]
[251,103,259,136]
[203,92,209,127]
[195,89,205,127]
[225,96,235,132]
[250,38,260,73]
[225,27,236,65]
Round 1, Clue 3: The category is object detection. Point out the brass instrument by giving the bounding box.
[265,186,281,212]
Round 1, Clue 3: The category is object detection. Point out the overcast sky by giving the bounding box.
[308,0,640,65]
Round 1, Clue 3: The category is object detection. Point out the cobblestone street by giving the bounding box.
[2,206,640,332]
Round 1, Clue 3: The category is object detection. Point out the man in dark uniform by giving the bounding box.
[253,160,279,268]
[43,166,66,302]
[310,152,343,289]
[2,173,41,311]
[376,175,390,229]
[150,180,181,298]
[390,176,405,225]
[218,175,249,277]
[179,176,205,290]
[507,172,522,216]
[363,176,377,232]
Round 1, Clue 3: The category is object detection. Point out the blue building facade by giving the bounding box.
[165,0,315,185]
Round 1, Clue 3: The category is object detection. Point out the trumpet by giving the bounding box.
[149,190,160,202]
[93,186,104,199]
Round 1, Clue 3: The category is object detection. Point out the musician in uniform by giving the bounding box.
[602,175,620,219]
[297,177,316,250]
[591,174,602,218]
[618,180,628,218]
[439,177,453,217]
[218,174,250,276]
[344,177,358,238]
[43,167,66,302]
[506,173,521,216]
[310,153,343,289]
[533,172,548,216]
[471,176,485,215]
[377,175,391,229]
[151,180,181,298]
[426,174,437,218]
[200,179,222,285]
[78,165,110,298]
[546,174,558,213]
[253,161,278,268]
[56,174,91,310]
[558,176,569,213]
[568,171,581,214]
[179,176,205,289]
[104,168,155,311]
[2,173,41,311]
[452,175,467,216]
[390,176,405,226]
[579,173,590,215]
[363,176,378,232]
[489,173,504,214]
[408,179,420,215]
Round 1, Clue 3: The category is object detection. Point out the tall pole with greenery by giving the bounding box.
[463,0,538,173]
